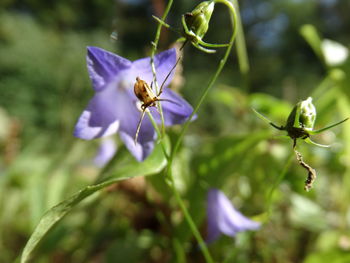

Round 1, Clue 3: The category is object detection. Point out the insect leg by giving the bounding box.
[134,109,147,145]
[157,54,182,97]
[158,98,182,106]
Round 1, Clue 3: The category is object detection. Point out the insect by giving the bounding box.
[133,57,181,144]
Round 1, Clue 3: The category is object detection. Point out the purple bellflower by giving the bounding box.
[207,188,261,243]
[74,47,194,161]
[94,138,117,168]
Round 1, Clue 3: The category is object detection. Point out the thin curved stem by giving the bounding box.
[265,153,294,216]
[150,0,173,138]
[167,172,214,263]
[147,111,170,161]
[165,1,238,262]
[230,0,249,75]
[170,0,238,161]
[150,1,214,262]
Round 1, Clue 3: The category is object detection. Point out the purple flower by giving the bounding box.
[74,47,194,161]
[94,138,117,168]
[207,188,261,243]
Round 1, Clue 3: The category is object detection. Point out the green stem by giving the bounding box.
[150,1,213,262]
[231,0,249,73]
[265,153,294,217]
[147,111,170,161]
[170,0,238,162]
[167,170,214,263]
[150,0,173,138]
[231,0,250,91]
[165,1,238,262]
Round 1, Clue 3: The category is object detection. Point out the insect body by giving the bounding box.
[134,77,159,110]
[133,76,180,145]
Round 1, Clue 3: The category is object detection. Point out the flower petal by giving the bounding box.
[119,131,155,162]
[132,48,176,87]
[74,82,121,140]
[94,138,117,167]
[156,88,195,125]
[207,190,223,243]
[116,91,157,162]
[87,46,132,91]
[207,189,260,242]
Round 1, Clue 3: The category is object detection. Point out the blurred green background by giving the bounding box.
[1,0,350,262]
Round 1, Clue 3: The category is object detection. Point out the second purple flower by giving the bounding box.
[74,47,194,161]
[207,188,261,243]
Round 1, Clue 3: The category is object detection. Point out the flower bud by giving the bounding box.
[299,97,316,130]
[183,1,214,43]
[286,97,316,132]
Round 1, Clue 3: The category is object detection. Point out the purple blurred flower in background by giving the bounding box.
[74,47,194,161]
[207,188,261,243]
[94,138,117,167]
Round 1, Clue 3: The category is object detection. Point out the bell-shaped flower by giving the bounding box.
[74,47,194,161]
[93,138,117,168]
[206,188,260,243]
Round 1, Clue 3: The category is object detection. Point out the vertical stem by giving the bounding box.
[167,172,214,263]
[265,153,293,217]
[150,0,173,137]
[231,0,249,75]
[165,1,238,262]
[170,0,238,162]
[147,111,170,160]
[150,1,214,262]
[230,0,250,92]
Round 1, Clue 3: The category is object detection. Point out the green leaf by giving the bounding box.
[20,139,169,263]
[252,108,284,131]
[309,117,349,134]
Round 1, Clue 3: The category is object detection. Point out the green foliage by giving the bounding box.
[0,13,113,141]
[1,1,350,262]
[21,138,169,263]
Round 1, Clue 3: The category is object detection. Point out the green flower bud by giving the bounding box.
[285,97,316,139]
[183,1,214,43]
[299,97,316,131]
[254,96,348,147]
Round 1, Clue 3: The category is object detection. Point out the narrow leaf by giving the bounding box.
[309,118,349,134]
[304,137,330,148]
[252,108,283,130]
[21,140,168,263]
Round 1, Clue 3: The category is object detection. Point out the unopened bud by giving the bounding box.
[183,1,214,43]
[286,97,316,138]
[299,97,316,130]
